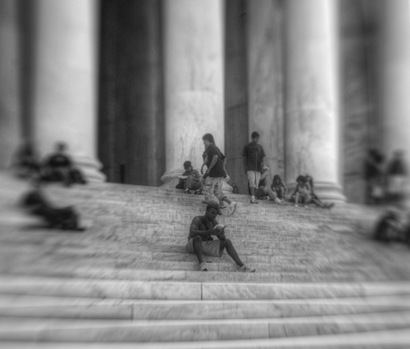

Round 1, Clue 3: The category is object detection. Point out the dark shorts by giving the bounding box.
[186,238,223,257]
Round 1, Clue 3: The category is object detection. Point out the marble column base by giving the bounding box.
[73,155,106,183]
[287,181,346,203]
[161,169,233,195]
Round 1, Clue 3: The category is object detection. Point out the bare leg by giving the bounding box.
[192,236,204,264]
[222,197,231,205]
[265,186,280,202]
[312,197,325,208]
[295,192,300,206]
[220,239,244,267]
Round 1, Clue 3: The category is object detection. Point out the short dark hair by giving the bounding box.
[296,175,307,183]
[251,131,260,138]
[206,201,222,215]
[183,161,192,170]
[202,133,215,143]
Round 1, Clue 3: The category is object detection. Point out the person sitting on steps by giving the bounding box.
[42,142,86,187]
[292,175,311,208]
[255,167,283,204]
[271,174,288,201]
[176,160,202,194]
[186,201,255,272]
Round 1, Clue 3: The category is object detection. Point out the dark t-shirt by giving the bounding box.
[47,154,72,168]
[243,143,266,172]
[205,144,226,178]
[188,215,218,240]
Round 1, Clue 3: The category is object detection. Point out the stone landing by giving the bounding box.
[1,172,410,347]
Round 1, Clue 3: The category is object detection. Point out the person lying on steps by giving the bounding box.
[186,201,255,272]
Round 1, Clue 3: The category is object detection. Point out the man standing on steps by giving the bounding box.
[202,133,237,215]
[186,202,255,272]
[243,131,266,204]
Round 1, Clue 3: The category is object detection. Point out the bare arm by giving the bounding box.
[291,184,299,196]
[189,228,217,239]
[206,155,218,174]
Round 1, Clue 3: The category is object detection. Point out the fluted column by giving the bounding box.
[284,0,345,201]
[378,0,410,158]
[31,0,104,182]
[161,0,225,185]
[247,0,285,185]
[0,0,21,169]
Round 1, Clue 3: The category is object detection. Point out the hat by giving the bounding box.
[202,200,222,215]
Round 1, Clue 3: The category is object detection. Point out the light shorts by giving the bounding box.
[186,238,223,257]
[247,171,261,189]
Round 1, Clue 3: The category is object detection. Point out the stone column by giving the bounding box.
[31,0,104,182]
[247,0,285,186]
[0,0,21,169]
[161,0,225,186]
[378,0,410,159]
[284,0,345,202]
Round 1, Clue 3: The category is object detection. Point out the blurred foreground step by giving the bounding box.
[1,294,410,320]
[0,312,410,342]
[1,276,410,300]
[1,328,410,348]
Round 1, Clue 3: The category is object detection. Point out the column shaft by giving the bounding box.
[378,0,410,158]
[284,0,344,201]
[247,0,285,185]
[31,0,104,182]
[162,0,225,184]
[0,0,21,169]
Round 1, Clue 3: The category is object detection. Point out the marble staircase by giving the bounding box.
[1,172,410,348]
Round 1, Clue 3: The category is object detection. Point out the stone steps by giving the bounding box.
[1,311,410,343]
[1,294,410,320]
[1,276,410,300]
[1,172,410,346]
[1,329,410,348]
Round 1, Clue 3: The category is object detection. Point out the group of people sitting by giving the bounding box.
[177,131,334,211]
[251,171,334,208]
[12,142,87,187]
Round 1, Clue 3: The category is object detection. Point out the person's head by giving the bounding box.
[296,175,306,184]
[183,161,192,171]
[273,174,282,184]
[205,201,221,220]
[251,131,260,144]
[202,133,215,147]
[56,142,67,153]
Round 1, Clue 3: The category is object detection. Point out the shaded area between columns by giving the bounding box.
[340,0,378,203]
[98,0,165,186]
[224,0,249,194]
